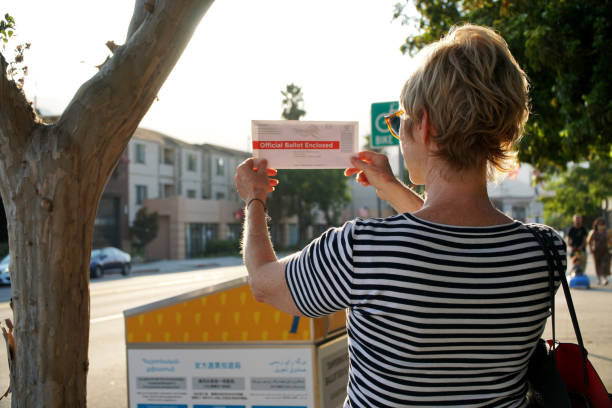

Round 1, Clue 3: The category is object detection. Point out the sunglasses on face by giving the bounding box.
[384,110,404,139]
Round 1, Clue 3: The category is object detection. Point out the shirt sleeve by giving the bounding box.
[285,219,356,318]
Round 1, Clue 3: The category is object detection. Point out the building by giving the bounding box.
[488,163,544,223]
[128,128,205,224]
[128,129,250,260]
[200,143,249,202]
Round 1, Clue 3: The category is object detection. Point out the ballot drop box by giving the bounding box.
[124,275,348,408]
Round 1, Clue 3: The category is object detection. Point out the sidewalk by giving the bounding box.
[131,255,245,275]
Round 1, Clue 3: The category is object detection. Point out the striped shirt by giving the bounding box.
[285,212,565,408]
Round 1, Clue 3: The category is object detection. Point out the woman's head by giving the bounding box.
[399,24,529,180]
[593,217,607,231]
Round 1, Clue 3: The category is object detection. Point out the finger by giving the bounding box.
[356,151,377,163]
[239,157,255,171]
[269,178,279,186]
[356,171,370,186]
[357,150,387,164]
[266,168,277,176]
[344,167,360,177]
[350,157,369,171]
[254,159,268,175]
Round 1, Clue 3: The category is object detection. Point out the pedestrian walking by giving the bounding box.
[567,214,588,274]
[587,217,611,285]
[236,24,565,407]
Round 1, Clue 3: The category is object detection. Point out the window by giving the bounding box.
[216,157,225,176]
[187,189,196,198]
[187,153,197,172]
[216,192,226,200]
[135,144,146,164]
[163,148,175,165]
[136,185,148,205]
[163,184,175,198]
[512,206,526,222]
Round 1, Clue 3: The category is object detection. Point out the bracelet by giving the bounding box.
[246,198,267,212]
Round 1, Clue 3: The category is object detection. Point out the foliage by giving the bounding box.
[0,13,30,88]
[281,83,306,121]
[204,239,240,256]
[130,207,159,251]
[541,160,612,230]
[0,13,15,45]
[266,83,351,246]
[393,0,612,170]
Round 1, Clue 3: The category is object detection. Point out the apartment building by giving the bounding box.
[488,163,544,223]
[128,128,249,260]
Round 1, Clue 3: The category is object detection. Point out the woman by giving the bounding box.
[587,217,611,285]
[235,24,564,407]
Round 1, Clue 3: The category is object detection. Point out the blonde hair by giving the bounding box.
[400,24,529,180]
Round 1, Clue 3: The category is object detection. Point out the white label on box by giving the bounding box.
[127,347,315,408]
[252,120,358,169]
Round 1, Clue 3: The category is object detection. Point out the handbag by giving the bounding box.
[526,226,612,408]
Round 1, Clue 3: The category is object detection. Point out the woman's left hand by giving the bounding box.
[235,158,279,203]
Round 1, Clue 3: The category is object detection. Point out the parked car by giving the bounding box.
[0,255,9,285]
[90,247,131,279]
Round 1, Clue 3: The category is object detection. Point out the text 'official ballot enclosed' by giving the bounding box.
[252,120,359,169]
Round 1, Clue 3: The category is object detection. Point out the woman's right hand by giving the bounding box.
[344,151,399,200]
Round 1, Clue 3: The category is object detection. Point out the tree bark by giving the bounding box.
[0,1,214,406]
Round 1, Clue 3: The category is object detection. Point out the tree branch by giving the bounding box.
[0,52,36,152]
[57,0,214,178]
[127,0,154,40]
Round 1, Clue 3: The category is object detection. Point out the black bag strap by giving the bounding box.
[527,225,589,385]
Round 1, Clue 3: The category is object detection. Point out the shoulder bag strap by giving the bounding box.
[528,225,589,385]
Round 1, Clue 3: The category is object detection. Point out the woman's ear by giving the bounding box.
[419,109,436,149]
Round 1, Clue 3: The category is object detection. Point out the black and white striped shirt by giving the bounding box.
[285,212,565,408]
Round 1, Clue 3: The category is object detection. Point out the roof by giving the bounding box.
[200,143,251,157]
[132,128,250,157]
[132,128,194,148]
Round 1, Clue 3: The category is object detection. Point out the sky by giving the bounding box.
[4,0,418,153]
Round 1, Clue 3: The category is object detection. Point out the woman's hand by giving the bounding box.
[344,151,399,200]
[235,158,279,203]
[345,150,424,214]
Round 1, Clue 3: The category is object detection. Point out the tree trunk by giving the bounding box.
[0,1,214,405]
[3,126,101,407]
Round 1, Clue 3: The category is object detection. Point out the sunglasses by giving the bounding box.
[384,110,404,139]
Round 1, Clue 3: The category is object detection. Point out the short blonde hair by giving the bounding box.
[400,24,529,179]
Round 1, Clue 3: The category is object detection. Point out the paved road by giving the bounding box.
[0,257,610,407]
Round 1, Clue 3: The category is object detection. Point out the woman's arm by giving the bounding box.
[345,151,423,214]
[235,158,302,316]
[587,230,595,252]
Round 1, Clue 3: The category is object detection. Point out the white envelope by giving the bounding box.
[251,120,358,169]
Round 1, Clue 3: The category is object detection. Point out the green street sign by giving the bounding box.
[371,101,399,147]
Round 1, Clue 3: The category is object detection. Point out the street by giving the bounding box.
[0,257,611,407]
[0,258,246,408]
